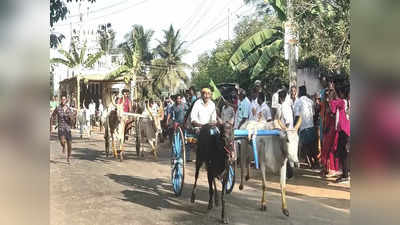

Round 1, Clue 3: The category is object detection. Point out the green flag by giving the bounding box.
[209,79,222,100]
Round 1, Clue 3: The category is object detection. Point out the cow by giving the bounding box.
[238,117,301,217]
[190,123,234,224]
[137,103,163,159]
[104,95,129,161]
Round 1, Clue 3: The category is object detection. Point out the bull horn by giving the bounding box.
[146,103,155,121]
[158,105,164,119]
[294,116,302,131]
[111,93,118,108]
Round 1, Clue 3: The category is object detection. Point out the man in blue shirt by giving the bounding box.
[235,89,251,129]
[167,94,191,161]
[167,95,188,126]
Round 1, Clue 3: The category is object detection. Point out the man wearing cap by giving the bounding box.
[190,88,217,133]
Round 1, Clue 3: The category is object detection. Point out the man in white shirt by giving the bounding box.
[251,92,272,122]
[98,99,104,131]
[271,86,286,119]
[293,85,319,168]
[248,88,259,121]
[275,90,293,129]
[88,100,96,130]
[293,87,314,132]
[288,85,297,110]
[190,88,217,131]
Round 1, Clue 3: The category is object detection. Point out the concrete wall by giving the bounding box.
[296,67,322,96]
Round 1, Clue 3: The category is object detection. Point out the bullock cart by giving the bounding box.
[233,129,281,169]
[171,123,236,196]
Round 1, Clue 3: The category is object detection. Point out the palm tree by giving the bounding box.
[50,40,104,74]
[97,23,115,55]
[107,25,154,83]
[153,24,190,93]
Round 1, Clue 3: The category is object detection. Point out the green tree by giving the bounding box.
[294,0,350,76]
[192,40,236,88]
[50,0,96,27]
[230,0,286,81]
[153,25,190,94]
[50,1,96,50]
[50,31,65,49]
[107,25,154,83]
[242,0,350,77]
[50,41,104,71]
[191,14,283,92]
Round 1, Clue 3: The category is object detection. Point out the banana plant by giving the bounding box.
[230,0,287,79]
[50,41,104,70]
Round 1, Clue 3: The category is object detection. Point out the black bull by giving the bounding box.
[190,124,234,224]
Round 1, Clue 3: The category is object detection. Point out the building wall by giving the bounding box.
[296,68,322,97]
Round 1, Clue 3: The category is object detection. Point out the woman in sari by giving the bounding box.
[320,89,340,177]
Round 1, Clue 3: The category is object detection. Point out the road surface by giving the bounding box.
[50,129,350,225]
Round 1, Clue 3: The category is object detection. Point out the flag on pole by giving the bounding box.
[209,79,222,100]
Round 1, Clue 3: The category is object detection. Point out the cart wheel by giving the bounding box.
[136,119,141,157]
[225,161,236,194]
[171,127,185,196]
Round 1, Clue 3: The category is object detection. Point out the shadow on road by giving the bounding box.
[235,169,350,210]
[71,147,111,163]
[105,173,349,225]
[105,174,204,214]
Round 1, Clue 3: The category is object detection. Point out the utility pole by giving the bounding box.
[287,0,297,88]
[228,8,230,40]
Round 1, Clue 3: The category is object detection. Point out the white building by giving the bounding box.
[50,1,123,97]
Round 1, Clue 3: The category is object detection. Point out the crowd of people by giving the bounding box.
[229,80,350,183]
[50,81,350,182]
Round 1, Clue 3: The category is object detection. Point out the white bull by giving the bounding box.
[238,120,275,191]
[137,104,163,159]
[238,117,301,217]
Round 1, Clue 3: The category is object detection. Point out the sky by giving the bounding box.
[52,0,255,66]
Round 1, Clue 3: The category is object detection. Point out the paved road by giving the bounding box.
[50,129,350,225]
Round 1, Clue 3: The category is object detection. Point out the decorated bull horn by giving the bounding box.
[294,116,302,131]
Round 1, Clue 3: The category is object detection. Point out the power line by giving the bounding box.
[67,0,137,18]
[186,0,232,39]
[185,4,248,46]
[178,0,206,31]
[182,0,217,40]
[54,0,151,28]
